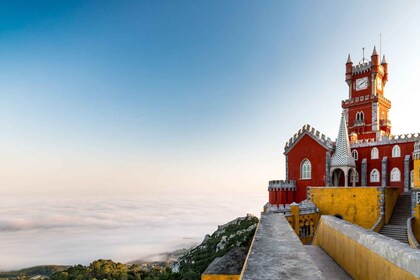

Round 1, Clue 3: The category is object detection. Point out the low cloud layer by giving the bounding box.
[0,192,265,271]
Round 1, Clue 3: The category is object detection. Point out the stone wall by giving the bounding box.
[313,215,420,280]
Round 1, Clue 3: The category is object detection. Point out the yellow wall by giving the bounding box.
[308,187,380,229]
[202,275,240,280]
[313,217,419,280]
[285,212,320,245]
[414,157,420,189]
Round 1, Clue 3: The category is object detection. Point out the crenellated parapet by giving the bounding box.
[351,133,420,148]
[263,200,318,215]
[351,61,371,74]
[268,180,296,191]
[342,94,391,108]
[284,124,333,154]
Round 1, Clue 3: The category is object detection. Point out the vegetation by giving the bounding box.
[0,265,68,279]
[177,214,258,279]
[1,215,258,280]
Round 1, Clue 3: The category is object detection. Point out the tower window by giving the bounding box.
[301,159,311,179]
[371,147,379,159]
[352,150,358,160]
[355,111,365,124]
[390,168,401,182]
[370,169,380,183]
[392,145,401,158]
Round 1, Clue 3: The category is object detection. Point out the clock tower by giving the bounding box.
[342,46,391,141]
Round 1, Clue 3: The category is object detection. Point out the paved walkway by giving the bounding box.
[305,245,352,280]
[241,214,324,280]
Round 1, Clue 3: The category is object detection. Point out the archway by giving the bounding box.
[331,168,345,186]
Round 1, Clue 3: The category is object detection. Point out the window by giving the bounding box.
[370,169,380,182]
[355,111,365,123]
[352,150,358,160]
[371,147,379,159]
[301,159,311,179]
[390,168,401,182]
[392,145,401,158]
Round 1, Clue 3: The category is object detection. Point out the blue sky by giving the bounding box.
[1,1,419,195]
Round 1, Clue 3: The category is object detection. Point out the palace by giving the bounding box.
[202,47,420,280]
[267,47,419,206]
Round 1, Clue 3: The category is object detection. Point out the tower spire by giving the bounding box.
[372,45,378,56]
[331,113,356,168]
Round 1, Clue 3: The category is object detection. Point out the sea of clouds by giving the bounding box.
[0,192,265,270]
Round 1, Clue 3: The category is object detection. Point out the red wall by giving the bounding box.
[268,189,296,205]
[351,141,414,192]
[287,134,330,202]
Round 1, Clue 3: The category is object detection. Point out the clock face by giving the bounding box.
[377,79,382,91]
[355,77,368,91]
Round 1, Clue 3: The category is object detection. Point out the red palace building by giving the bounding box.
[268,47,419,206]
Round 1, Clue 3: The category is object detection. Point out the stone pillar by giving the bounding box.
[325,152,331,186]
[285,156,288,181]
[344,169,348,187]
[290,202,300,235]
[405,155,411,193]
[382,157,388,188]
[361,158,367,186]
[352,168,356,187]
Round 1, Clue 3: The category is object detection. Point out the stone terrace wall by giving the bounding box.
[240,213,324,280]
[313,215,420,280]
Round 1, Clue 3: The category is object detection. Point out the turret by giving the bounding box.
[345,54,353,85]
[382,55,388,84]
[371,46,379,73]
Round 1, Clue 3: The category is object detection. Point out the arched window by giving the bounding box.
[301,159,311,179]
[370,169,380,182]
[390,168,401,182]
[352,150,358,160]
[371,147,379,159]
[392,145,401,158]
[360,111,364,122]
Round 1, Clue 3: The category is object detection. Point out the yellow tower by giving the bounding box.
[411,141,420,244]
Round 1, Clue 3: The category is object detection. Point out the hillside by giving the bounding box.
[0,265,69,279]
[0,214,258,280]
[176,214,258,279]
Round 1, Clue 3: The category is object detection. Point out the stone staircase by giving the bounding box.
[379,194,411,244]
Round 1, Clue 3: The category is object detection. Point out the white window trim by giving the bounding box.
[392,145,401,158]
[352,150,358,160]
[371,147,379,159]
[390,167,401,182]
[370,169,380,183]
[300,159,311,180]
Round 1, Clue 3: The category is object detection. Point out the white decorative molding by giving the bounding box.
[372,102,379,131]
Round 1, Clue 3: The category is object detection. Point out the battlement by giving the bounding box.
[268,180,296,191]
[352,61,371,74]
[284,124,333,152]
[351,133,420,148]
[342,94,391,107]
[263,200,318,215]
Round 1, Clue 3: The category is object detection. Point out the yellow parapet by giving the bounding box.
[202,275,240,280]
[308,187,399,230]
[313,216,420,280]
